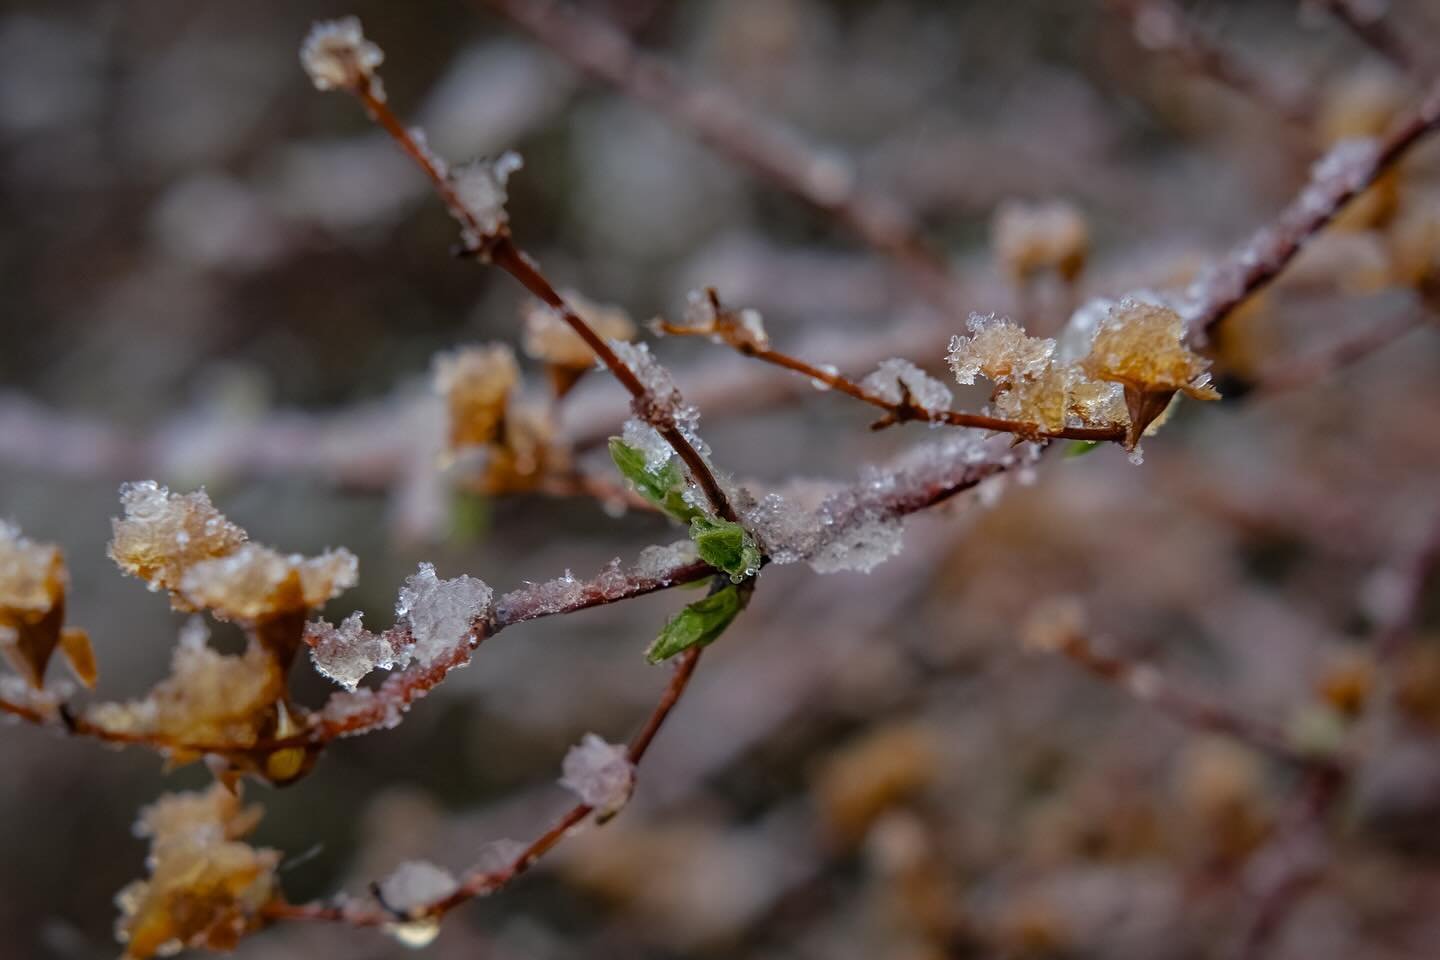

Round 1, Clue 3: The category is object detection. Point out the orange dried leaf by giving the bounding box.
[433,343,520,452]
[115,783,281,958]
[109,482,248,601]
[0,521,89,689]
[522,290,636,372]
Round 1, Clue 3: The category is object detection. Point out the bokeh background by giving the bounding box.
[2,0,1440,957]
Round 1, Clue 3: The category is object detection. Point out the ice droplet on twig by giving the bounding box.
[560,733,635,818]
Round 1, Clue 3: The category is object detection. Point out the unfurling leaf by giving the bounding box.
[608,438,704,524]
[689,516,762,583]
[645,584,743,664]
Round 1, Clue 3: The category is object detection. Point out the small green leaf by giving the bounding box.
[689,516,762,583]
[1065,440,1101,458]
[608,437,705,524]
[645,584,742,663]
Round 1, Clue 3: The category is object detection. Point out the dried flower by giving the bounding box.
[992,199,1090,283]
[0,521,94,689]
[115,784,281,959]
[300,17,384,95]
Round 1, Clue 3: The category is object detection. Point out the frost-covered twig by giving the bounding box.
[307,19,736,521]
[485,0,966,317]
[265,645,704,929]
[1306,0,1421,74]
[657,291,1126,444]
[1187,80,1440,339]
[1110,0,1313,127]
[1022,602,1335,770]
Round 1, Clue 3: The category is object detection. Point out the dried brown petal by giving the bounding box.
[109,482,249,601]
[116,783,281,958]
[433,344,519,452]
[0,521,90,689]
[992,199,1089,282]
[522,290,636,373]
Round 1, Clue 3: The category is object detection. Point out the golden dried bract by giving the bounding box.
[115,783,281,959]
[109,482,249,601]
[0,521,95,689]
[1082,298,1219,446]
[433,343,520,452]
[178,543,358,623]
[522,290,636,379]
[87,620,286,759]
[992,199,1090,283]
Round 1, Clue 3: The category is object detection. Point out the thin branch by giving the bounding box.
[1028,614,1338,771]
[264,644,706,927]
[483,0,966,317]
[656,299,1126,444]
[1251,304,1432,395]
[1306,0,1421,74]
[1188,80,1440,339]
[1110,0,1313,127]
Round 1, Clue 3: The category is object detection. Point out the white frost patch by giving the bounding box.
[306,612,401,691]
[376,860,458,915]
[560,733,635,817]
[396,563,492,666]
[452,151,522,246]
[300,17,384,94]
[860,358,954,412]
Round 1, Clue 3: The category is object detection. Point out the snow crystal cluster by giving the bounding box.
[560,733,635,817]
[300,17,384,95]
[673,288,771,351]
[307,562,491,691]
[179,543,358,622]
[376,860,458,916]
[396,562,492,665]
[947,312,1055,385]
[611,339,709,468]
[452,151,523,247]
[635,539,699,579]
[860,358,954,413]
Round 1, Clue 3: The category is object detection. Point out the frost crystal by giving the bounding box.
[860,358,954,412]
[306,612,401,691]
[525,570,585,616]
[635,540,699,579]
[451,151,523,247]
[622,417,675,471]
[300,17,384,95]
[560,733,635,818]
[811,363,839,390]
[376,860,458,916]
[395,563,492,666]
[946,313,1055,385]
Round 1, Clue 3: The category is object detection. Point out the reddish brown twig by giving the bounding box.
[265,645,706,927]
[1306,0,1422,74]
[483,0,965,317]
[1188,81,1440,339]
[1028,615,1337,771]
[655,304,1126,444]
[1110,0,1314,128]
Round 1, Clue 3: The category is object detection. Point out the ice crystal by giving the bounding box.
[992,199,1089,282]
[306,612,401,691]
[667,289,771,351]
[621,417,675,472]
[524,570,585,616]
[811,363,839,390]
[560,733,635,818]
[522,291,636,371]
[432,344,519,453]
[635,540,700,579]
[860,358,954,412]
[109,481,248,598]
[946,313,1055,385]
[395,563,491,666]
[300,17,383,95]
[179,543,358,622]
[115,784,280,959]
[806,510,905,575]
[376,860,458,916]
[451,151,523,247]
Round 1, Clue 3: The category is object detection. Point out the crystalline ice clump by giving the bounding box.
[635,540,699,579]
[300,17,384,94]
[560,733,635,817]
[452,151,522,246]
[376,860,458,915]
[306,612,402,691]
[621,417,675,471]
[396,563,492,666]
[860,358,953,412]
